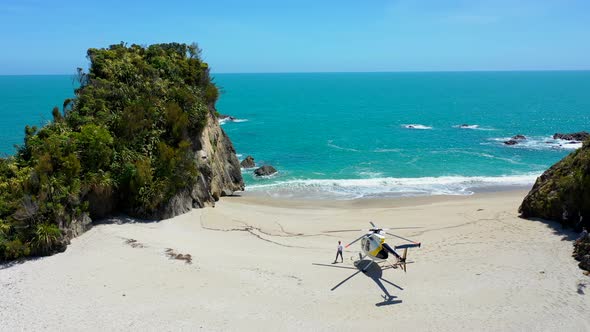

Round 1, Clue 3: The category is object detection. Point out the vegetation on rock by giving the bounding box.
[0,42,223,260]
[519,138,590,272]
[519,139,590,227]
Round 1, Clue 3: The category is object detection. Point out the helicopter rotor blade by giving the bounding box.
[345,235,366,248]
[386,232,420,245]
[381,226,423,230]
[369,221,376,228]
[321,229,364,233]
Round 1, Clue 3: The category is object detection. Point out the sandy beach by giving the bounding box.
[1,190,589,331]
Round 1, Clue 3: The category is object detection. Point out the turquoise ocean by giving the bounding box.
[2,72,590,199]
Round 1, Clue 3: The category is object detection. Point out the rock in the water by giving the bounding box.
[240,156,255,168]
[504,139,519,145]
[553,131,590,141]
[219,114,236,122]
[512,134,526,140]
[254,165,277,176]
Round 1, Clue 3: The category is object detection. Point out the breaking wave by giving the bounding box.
[453,124,495,131]
[245,174,538,199]
[402,124,432,130]
[219,118,248,125]
[489,136,583,150]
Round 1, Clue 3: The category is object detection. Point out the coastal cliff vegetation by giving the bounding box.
[519,139,590,226]
[0,43,229,260]
[519,138,590,271]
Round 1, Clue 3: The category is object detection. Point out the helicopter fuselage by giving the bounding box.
[361,232,389,261]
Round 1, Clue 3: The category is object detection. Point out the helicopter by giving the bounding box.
[332,221,421,272]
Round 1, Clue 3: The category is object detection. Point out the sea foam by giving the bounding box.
[245,174,538,199]
[402,124,432,130]
[490,136,583,150]
[220,118,248,125]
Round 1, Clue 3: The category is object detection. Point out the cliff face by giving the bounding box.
[519,140,590,226]
[159,108,244,219]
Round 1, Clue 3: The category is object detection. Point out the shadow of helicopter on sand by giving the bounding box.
[313,259,406,306]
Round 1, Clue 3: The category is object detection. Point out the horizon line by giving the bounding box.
[1,68,590,76]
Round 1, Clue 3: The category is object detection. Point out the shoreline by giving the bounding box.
[1,190,588,331]
[233,187,531,209]
[240,173,539,201]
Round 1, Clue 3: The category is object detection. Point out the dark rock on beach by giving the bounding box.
[504,139,519,145]
[553,131,590,141]
[240,156,255,168]
[574,235,590,272]
[512,134,526,140]
[254,165,278,177]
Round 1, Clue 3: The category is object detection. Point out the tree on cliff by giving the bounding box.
[0,42,234,261]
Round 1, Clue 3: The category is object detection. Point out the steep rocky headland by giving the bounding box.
[519,138,590,271]
[0,43,243,260]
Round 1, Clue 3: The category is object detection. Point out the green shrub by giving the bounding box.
[0,42,217,261]
[32,224,62,256]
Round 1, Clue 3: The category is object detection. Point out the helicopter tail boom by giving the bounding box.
[394,242,421,250]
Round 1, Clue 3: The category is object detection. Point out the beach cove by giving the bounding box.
[2,191,588,331]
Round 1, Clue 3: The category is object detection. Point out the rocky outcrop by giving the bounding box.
[520,139,590,272]
[504,135,526,145]
[240,156,255,169]
[159,109,244,218]
[219,114,236,122]
[519,140,590,226]
[254,165,277,177]
[64,213,92,239]
[574,235,590,272]
[553,132,590,141]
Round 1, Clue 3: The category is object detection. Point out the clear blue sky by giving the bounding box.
[1,0,589,74]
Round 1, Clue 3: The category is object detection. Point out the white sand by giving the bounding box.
[1,191,589,331]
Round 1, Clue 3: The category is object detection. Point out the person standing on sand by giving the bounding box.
[334,241,344,263]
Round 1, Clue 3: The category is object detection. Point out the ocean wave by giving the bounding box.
[245,174,538,199]
[373,148,402,153]
[431,149,524,165]
[358,171,384,178]
[219,118,248,125]
[327,140,360,152]
[452,124,495,131]
[402,124,432,130]
[489,136,583,150]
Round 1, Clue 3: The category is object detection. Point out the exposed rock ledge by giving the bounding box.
[159,108,244,219]
[553,131,590,141]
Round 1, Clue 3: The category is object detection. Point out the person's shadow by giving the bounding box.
[313,259,404,306]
